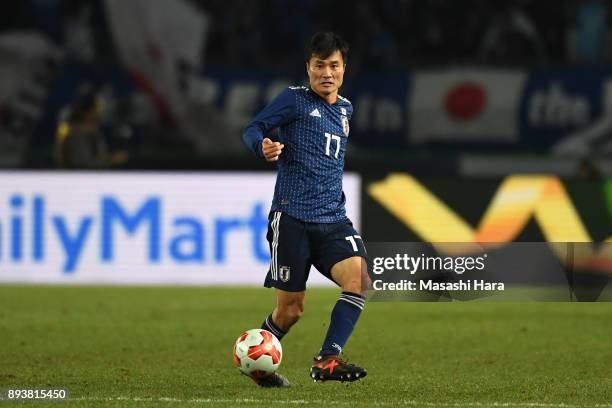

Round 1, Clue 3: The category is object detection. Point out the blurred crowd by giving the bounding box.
[201,0,610,71]
[1,0,610,70]
[0,0,610,171]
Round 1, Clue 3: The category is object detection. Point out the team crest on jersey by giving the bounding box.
[279,266,291,282]
[341,115,349,136]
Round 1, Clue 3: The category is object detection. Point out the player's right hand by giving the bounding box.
[262,138,284,162]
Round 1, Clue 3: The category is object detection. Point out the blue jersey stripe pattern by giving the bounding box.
[243,86,353,223]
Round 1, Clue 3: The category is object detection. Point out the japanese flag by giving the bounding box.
[409,69,526,143]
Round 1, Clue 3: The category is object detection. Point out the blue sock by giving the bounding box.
[261,314,287,340]
[319,291,365,357]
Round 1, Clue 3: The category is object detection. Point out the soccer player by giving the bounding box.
[242,32,370,387]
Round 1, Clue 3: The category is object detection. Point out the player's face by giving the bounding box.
[306,51,345,101]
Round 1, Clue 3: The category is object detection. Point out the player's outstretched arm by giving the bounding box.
[242,88,296,160]
[262,138,284,162]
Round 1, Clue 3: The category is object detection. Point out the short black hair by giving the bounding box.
[305,32,349,63]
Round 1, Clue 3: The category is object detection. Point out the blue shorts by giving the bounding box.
[264,211,368,292]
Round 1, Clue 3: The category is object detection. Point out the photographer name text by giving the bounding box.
[373,279,504,291]
[371,253,504,292]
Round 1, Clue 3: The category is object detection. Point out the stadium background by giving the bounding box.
[0,1,611,407]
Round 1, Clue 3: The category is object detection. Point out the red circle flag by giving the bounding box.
[444,82,487,121]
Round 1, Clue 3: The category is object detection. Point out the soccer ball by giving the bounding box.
[233,329,282,378]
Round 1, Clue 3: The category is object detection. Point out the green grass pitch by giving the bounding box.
[0,285,611,407]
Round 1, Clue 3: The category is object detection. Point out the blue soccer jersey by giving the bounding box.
[243,86,353,223]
